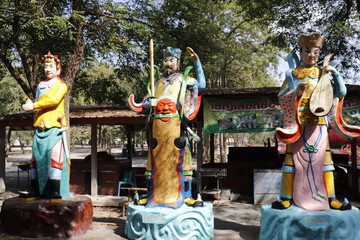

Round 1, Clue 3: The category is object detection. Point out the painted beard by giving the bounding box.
[165,68,177,76]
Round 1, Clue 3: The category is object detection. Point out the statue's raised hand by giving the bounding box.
[186,47,199,62]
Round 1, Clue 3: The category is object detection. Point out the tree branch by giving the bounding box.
[12,0,32,89]
[84,10,150,26]
[226,19,251,39]
[0,51,34,99]
[63,0,85,94]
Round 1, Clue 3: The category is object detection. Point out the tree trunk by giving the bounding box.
[210,134,215,164]
[6,128,11,155]
[62,0,86,152]
[219,134,227,163]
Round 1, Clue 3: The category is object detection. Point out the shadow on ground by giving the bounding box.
[92,217,127,237]
[214,217,260,240]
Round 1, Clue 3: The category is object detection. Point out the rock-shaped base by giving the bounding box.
[0,196,93,238]
[125,202,214,240]
[259,203,360,240]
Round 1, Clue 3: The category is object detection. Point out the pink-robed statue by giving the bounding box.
[272,33,360,211]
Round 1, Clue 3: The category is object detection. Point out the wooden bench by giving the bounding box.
[121,187,147,216]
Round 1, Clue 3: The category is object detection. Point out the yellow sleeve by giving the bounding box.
[33,81,67,109]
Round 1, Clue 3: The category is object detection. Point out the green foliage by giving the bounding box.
[10,130,33,147]
[71,62,128,105]
[0,0,149,99]
[0,0,286,108]
[70,126,91,147]
[0,77,27,115]
[70,125,127,151]
[130,0,281,88]
[259,0,360,84]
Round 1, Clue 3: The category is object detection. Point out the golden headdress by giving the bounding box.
[41,51,62,76]
[299,33,325,49]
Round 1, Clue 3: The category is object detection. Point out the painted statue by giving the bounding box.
[129,45,206,208]
[273,33,360,211]
[20,52,72,202]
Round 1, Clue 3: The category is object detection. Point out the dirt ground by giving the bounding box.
[2,146,358,240]
[75,200,261,240]
[0,193,261,240]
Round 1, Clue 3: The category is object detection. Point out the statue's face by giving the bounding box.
[44,62,59,79]
[156,98,177,122]
[300,47,320,66]
[163,56,179,75]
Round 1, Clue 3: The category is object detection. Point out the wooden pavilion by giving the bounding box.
[0,86,359,199]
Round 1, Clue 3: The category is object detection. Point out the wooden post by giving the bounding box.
[351,138,358,199]
[126,125,133,167]
[0,127,6,192]
[91,124,98,196]
[197,122,203,195]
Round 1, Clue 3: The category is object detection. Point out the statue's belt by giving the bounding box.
[154,113,180,119]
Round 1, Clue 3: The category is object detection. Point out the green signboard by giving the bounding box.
[203,97,282,133]
[203,96,360,134]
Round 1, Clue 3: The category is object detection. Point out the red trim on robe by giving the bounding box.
[276,95,303,143]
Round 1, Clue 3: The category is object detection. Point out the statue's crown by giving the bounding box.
[41,51,61,64]
[299,33,325,49]
[163,47,182,59]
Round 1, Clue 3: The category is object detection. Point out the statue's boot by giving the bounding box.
[324,171,351,210]
[183,181,203,207]
[329,197,351,210]
[184,197,204,207]
[136,180,150,205]
[272,171,293,209]
[49,179,62,202]
[272,197,292,209]
[137,194,148,205]
[19,179,40,201]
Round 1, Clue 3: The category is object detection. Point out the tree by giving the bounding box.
[71,62,134,105]
[126,0,285,162]
[129,0,282,88]
[245,0,360,84]
[0,76,26,116]
[0,0,148,114]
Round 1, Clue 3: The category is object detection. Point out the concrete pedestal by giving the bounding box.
[125,202,214,240]
[0,196,93,238]
[259,203,360,240]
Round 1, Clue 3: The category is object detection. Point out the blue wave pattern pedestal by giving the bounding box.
[125,202,214,240]
[259,203,360,240]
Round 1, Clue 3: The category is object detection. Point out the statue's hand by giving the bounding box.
[323,65,337,74]
[22,99,34,112]
[296,82,307,96]
[186,47,199,62]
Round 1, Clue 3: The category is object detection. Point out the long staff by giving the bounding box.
[310,54,333,117]
[149,39,155,106]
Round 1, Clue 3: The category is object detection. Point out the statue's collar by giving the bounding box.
[300,62,317,68]
[162,72,181,84]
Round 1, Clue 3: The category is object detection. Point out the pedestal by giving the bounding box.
[259,203,360,240]
[0,196,93,238]
[125,202,214,240]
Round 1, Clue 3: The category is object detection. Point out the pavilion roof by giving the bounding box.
[0,105,147,129]
[1,85,359,129]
